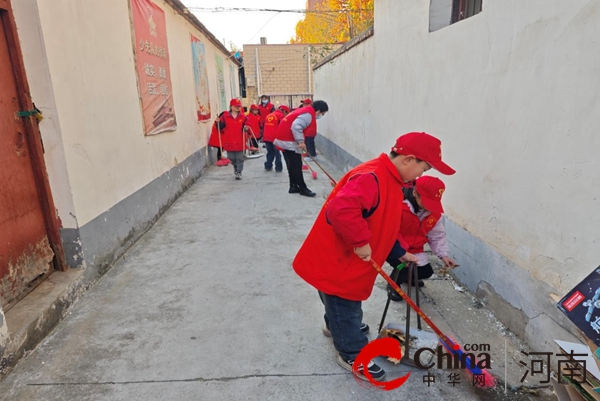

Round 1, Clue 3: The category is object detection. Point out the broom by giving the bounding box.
[304,151,336,186]
[369,259,496,388]
[215,119,231,167]
[302,156,318,180]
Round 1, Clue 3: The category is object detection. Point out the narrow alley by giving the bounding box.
[0,157,552,400]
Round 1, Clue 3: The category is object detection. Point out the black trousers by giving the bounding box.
[392,263,434,285]
[282,150,307,190]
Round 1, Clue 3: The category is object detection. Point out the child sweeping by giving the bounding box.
[387,176,458,300]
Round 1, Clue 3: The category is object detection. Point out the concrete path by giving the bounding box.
[0,154,550,400]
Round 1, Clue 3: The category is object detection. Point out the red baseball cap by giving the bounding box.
[278,105,290,112]
[250,104,259,110]
[301,98,312,105]
[415,176,446,213]
[392,132,455,175]
[230,98,242,107]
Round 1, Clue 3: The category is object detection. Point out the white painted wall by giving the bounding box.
[12,0,78,229]
[315,0,600,294]
[13,0,238,227]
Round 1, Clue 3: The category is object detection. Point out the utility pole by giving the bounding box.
[345,9,354,39]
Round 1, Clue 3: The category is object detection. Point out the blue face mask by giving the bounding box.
[261,99,268,105]
[316,115,323,120]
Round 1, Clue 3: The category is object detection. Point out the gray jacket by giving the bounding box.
[274,112,312,154]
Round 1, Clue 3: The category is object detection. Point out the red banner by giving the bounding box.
[131,0,177,135]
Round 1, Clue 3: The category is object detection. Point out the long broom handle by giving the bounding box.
[302,155,317,175]
[217,117,225,154]
[370,259,453,346]
[307,153,337,185]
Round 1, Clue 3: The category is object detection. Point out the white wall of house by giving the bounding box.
[314,0,600,350]
[13,0,238,227]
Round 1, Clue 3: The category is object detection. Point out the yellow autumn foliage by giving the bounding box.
[291,0,374,44]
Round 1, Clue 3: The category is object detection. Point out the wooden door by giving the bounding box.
[0,2,64,309]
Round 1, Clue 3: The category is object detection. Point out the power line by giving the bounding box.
[245,12,282,44]
[186,7,373,14]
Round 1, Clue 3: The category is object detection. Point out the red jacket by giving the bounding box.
[399,203,441,254]
[258,102,275,125]
[208,119,223,148]
[262,110,284,143]
[220,111,247,152]
[276,107,316,142]
[293,154,406,301]
[246,113,261,140]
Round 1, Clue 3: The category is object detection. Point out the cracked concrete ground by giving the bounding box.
[0,154,558,400]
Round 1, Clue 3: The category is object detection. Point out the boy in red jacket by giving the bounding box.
[293,132,455,381]
[387,176,458,300]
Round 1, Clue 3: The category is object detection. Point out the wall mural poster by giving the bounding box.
[191,35,211,121]
[229,63,237,99]
[130,0,177,135]
[215,54,227,112]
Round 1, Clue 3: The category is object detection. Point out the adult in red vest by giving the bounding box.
[297,98,318,158]
[258,94,276,132]
[274,100,329,197]
[246,104,261,148]
[216,98,248,180]
[387,176,458,300]
[262,105,290,172]
[293,132,455,381]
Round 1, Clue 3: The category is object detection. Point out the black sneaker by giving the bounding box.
[275,170,283,173]
[265,167,273,171]
[288,186,300,194]
[322,323,369,337]
[336,355,386,381]
[387,284,402,302]
[235,172,242,180]
[299,188,316,197]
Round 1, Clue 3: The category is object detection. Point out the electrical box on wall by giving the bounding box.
[246,76,256,87]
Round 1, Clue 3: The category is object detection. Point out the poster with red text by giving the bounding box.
[131,0,177,135]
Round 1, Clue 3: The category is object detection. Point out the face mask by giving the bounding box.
[316,115,323,120]
[261,99,268,105]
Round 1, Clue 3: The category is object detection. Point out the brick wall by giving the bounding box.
[243,44,340,105]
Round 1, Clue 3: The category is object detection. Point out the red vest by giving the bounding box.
[304,114,317,138]
[276,107,317,142]
[293,154,405,301]
[258,102,275,125]
[220,111,247,152]
[262,110,283,143]
[208,120,222,148]
[246,113,261,139]
[399,203,441,254]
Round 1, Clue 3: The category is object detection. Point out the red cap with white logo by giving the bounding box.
[392,132,455,175]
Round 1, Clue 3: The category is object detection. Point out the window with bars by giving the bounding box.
[451,0,483,23]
